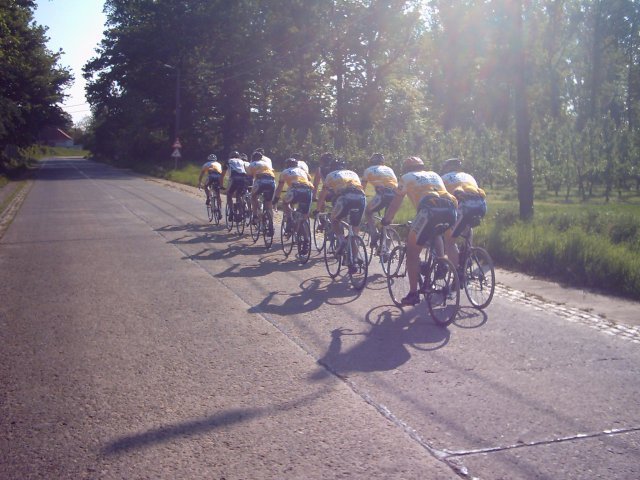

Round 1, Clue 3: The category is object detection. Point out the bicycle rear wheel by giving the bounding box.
[211,197,221,225]
[225,202,233,232]
[249,210,261,243]
[312,215,325,253]
[281,215,294,256]
[386,246,410,306]
[348,235,368,290]
[379,227,401,275]
[463,247,495,309]
[323,229,341,278]
[263,210,274,249]
[235,203,245,235]
[296,219,311,264]
[425,257,460,326]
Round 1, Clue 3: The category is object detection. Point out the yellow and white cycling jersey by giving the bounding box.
[297,160,309,174]
[201,161,222,175]
[323,169,364,195]
[246,159,275,178]
[397,170,456,208]
[441,171,486,198]
[280,166,313,188]
[362,165,398,189]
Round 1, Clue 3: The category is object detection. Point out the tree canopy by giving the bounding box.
[83,0,640,214]
[0,0,73,163]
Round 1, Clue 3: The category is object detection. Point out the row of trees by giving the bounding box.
[77,1,638,215]
[0,0,73,169]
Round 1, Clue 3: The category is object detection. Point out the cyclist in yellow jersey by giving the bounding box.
[246,150,276,224]
[197,153,223,207]
[440,158,487,269]
[360,152,398,247]
[317,158,367,258]
[382,156,458,306]
[273,158,314,219]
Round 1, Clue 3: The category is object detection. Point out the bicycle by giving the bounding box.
[281,205,311,264]
[386,224,460,326]
[224,187,249,234]
[454,218,495,309]
[359,214,402,275]
[249,191,274,249]
[312,211,326,253]
[322,211,369,290]
[203,184,222,225]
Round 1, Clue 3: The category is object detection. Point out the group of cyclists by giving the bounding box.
[197,148,487,307]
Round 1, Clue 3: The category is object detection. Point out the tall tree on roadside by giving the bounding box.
[0,0,72,164]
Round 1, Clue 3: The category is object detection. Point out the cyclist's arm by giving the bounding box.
[382,191,405,225]
[220,168,228,188]
[273,179,285,202]
[312,168,322,200]
[317,186,329,213]
[197,170,205,188]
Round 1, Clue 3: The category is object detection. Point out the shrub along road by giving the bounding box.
[1,157,639,479]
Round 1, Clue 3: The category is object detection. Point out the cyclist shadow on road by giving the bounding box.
[249,275,363,317]
[310,305,450,378]
[215,252,323,278]
[454,306,489,329]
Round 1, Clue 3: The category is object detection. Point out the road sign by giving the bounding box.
[172,139,182,149]
[171,148,181,158]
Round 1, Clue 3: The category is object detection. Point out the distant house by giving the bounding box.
[39,127,74,148]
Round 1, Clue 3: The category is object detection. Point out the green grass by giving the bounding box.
[26,145,90,159]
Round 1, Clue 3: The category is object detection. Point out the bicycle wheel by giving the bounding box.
[323,229,341,278]
[386,246,410,306]
[263,210,274,249]
[425,256,460,326]
[249,210,261,243]
[206,200,214,222]
[211,197,221,225]
[235,202,245,235]
[243,197,252,227]
[358,227,374,266]
[463,247,495,309]
[347,235,368,290]
[281,214,294,256]
[296,219,311,264]
[379,227,402,276]
[225,202,233,232]
[312,215,325,253]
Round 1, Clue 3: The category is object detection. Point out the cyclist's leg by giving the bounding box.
[366,193,382,242]
[250,181,260,221]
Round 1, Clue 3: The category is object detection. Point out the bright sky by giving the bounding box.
[34,0,107,125]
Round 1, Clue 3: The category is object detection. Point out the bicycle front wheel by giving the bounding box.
[358,227,374,266]
[379,227,402,276]
[347,235,368,290]
[463,247,495,309]
[425,257,460,326]
[296,219,311,264]
[225,202,233,232]
[263,210,274,249]
[312,215,325,253]
[323,229,341,278]
[386,246,409,306]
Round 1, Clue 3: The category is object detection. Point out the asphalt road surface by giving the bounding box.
[1,158,639,479]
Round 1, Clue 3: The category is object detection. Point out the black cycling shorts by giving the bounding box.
[412,196,457,246]
[228,175,248,197]
[252,177,276,200]
[284,186,313,214]
[205,173,221,189]
[367,186,395,213]
[332,191,366,226]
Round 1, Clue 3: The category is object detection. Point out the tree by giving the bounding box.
[0,0,72,165]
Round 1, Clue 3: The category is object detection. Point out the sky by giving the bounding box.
[34,0,107,125]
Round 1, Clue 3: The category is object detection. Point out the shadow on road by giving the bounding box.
[249,275,363,317]
[310,305,450,378]
[101,387,331,456]
[454,306,489,329]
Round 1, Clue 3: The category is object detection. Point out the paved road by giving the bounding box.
[1,158,639,479]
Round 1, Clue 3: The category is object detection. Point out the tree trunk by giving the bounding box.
[511,0,534,220]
